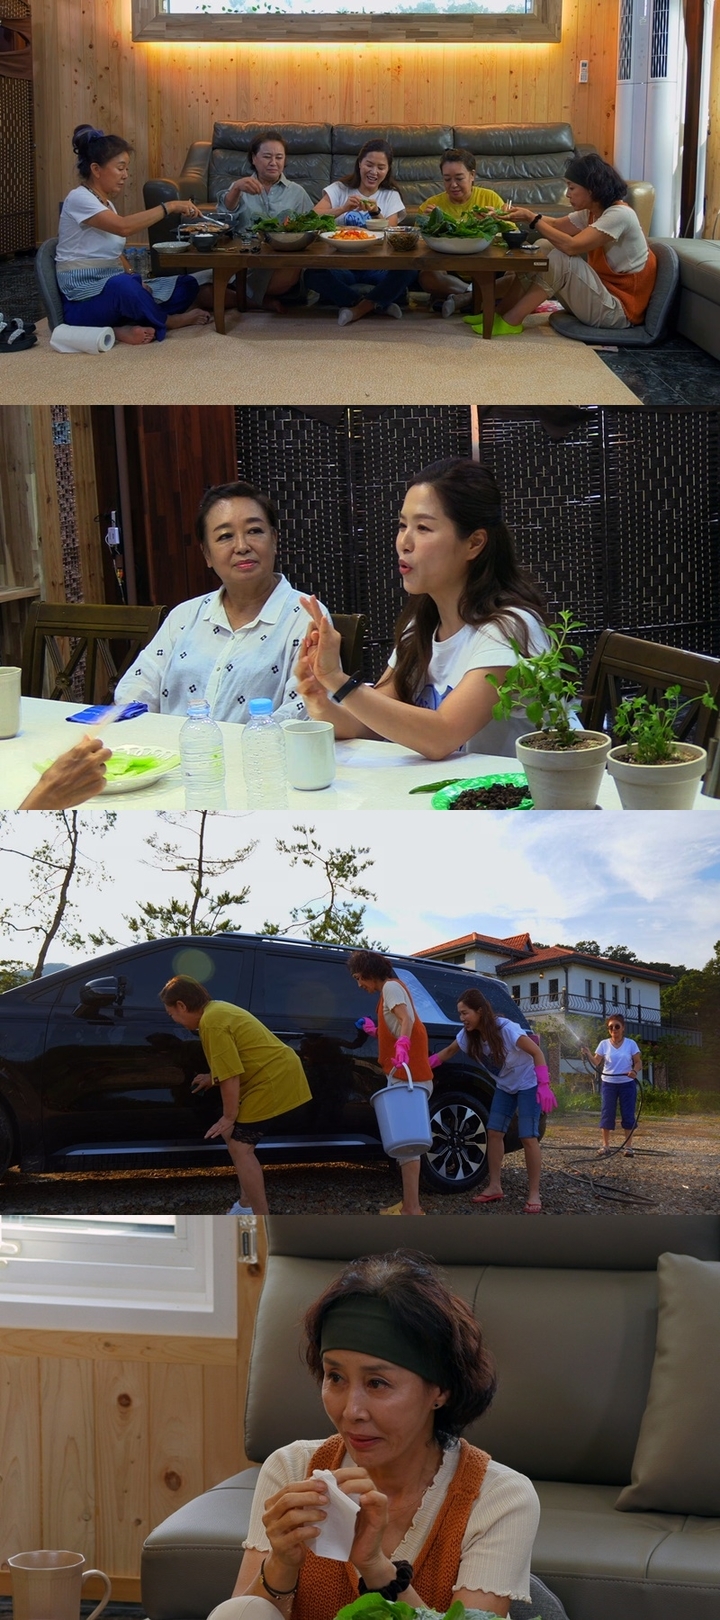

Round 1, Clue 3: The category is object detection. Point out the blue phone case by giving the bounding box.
[66,702,148,724]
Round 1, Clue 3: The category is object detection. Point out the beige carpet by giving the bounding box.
[0,310,639,405]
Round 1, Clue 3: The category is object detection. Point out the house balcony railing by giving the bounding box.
[515,992,701,1046]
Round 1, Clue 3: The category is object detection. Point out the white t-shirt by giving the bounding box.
[569,203,649,273]
[595,1036,640,1079]
[323,179,404,220]
[243,1438,539,1603]
[457,1017,536,1094]
[389,609,551,756]
[56,187,126,263]
[381,979,415,1038]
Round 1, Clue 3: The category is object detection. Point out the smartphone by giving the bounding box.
[66,702,149,724]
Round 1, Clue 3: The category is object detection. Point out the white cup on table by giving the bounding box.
[0,666,21,739]
[284,720,336,790]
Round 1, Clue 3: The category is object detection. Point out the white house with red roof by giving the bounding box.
[413,931,678,1039]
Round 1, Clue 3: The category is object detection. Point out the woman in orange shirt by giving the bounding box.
[348,949,434,1217]
[489,153,657,337]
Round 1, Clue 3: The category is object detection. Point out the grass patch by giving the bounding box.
[554,1088,720,1115]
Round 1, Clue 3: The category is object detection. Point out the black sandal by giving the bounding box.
[0,315,38,350]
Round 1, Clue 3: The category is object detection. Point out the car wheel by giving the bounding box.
[0,1103,17,1178]
[421,1090,488,1193]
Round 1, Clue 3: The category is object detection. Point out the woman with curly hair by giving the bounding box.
[486,153,657,336]
[347,950,434,1218]
[213,1249,540,1619]
[294,458,550,761]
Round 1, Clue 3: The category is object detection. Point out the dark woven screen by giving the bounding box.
[234,407,720,682]
[0,2,35,254]
[235,406,471,677]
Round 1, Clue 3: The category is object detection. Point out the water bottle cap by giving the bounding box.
[248,698,274,715]
[187,699,210,717]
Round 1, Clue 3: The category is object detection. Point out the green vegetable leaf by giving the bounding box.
[409,778,464,794]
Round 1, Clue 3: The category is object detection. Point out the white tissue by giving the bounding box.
[311,1468,361,1561]
[50,324,115,354]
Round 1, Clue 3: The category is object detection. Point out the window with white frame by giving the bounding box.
[0,1214,238,1333]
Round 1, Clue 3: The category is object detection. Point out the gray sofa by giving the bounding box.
[654,237,720,361]
[141,1214,720,1620]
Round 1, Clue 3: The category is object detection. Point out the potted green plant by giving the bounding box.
[487,612,611,810]
[606,683,717,809]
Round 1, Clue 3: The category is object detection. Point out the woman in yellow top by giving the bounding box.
[160,975,311,1216]
[418,148,505,317]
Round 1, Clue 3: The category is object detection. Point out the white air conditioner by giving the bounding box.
[614,0,685,237]
[614,0,715,238]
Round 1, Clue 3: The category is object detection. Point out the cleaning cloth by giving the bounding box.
[311,1469,361,1560]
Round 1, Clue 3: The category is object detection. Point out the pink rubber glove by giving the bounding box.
[355,1017,378,1035]
[535,1063,558,1113]
[428,1052,443,1070]
[394,1036,412,1069]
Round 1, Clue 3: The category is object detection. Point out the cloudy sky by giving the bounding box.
[1,811,719,974]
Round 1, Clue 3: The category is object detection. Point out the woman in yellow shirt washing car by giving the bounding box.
[160,976,311,1215]
[417,149,505,317]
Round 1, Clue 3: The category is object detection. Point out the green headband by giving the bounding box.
[320,1294,445,1386]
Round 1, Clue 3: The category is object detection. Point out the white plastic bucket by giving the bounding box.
[371,1064,433,1157]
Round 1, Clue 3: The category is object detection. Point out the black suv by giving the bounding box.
[0,934,542,1193]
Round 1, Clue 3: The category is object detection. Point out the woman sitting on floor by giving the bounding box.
[417,147,506,318]
[492,152,657,337]
[210,1249,540,1619]
[294,457,551,761]
[56,125,212,344]
[305,140,416,326]
[114,480,329,722]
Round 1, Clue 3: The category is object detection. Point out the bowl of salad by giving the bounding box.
[255,212,335,249]
[420,205,500,254]
[322,227,378,252]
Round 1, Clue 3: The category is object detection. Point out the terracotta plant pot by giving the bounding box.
[606,744,707,809]
[515,730,611,810]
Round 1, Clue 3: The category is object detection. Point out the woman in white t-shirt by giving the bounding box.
[306,140,416,325]
[431,988,551,1213]
[212,1250,541,1620]
[55,125,212,345]
[491,153,657,335]
[294,457,551,760]
[582,1011,642,1156]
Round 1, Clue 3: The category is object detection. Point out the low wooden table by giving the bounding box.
[157,238,550,337]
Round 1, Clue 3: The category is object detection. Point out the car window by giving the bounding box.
[258,953,369,1022]
[394,969,457,1026]
[409,962,527,1027]
[55,944,244,1009]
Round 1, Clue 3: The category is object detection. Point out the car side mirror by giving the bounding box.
[75,975,128,1016]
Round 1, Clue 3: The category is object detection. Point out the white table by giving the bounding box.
[3,698,719,811]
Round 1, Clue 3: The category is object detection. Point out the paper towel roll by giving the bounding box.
[50,324,116,354]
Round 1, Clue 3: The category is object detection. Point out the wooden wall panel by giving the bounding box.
[706,0,720,239]
[32,0,619,240]
[40,1356,96,1562]
[94,1360,150,1579]
[0,1356,42,1557]
[148,1361,206,1527]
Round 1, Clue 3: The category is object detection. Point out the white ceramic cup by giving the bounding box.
[284,720,336,790]
[2,1551,111,1620]
[0,666,21,739]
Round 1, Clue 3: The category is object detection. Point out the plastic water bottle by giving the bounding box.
[179,699,226,809]
[242,698,288,809]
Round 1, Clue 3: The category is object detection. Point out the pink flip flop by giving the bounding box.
[524,1201,543,1214]
[472,1192,504,1205]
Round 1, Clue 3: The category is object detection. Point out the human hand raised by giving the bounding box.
[331,1466,389,1578]
[20,735,111,809]
[226,176,264,206]
[261,1476,330,1573]
[299,598,345,693]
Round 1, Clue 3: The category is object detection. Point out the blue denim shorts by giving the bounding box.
[487,1084,541,1138]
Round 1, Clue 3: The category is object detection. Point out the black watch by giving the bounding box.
[330,670,363,704]
[531,211,542,229]
[358,1560,413,1601]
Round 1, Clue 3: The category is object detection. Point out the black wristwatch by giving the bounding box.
[530,212,543,229]
[159,201,169,218]
[330,670,363,704]
[358,1561,413,1601]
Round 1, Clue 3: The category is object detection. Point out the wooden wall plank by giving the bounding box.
[95,1360,150,1578]
[69,408,105,607]
[0,1328,237,1363]
[33,0,619,239]
[705,0,720,238]
[148,1362,205,1525]
[41,1356,96,1562]
[0,1355,41,1563]
[202,1362,241,1491]
[236,1221,268,1469]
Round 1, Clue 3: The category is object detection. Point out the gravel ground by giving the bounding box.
[2,1113,718,1215]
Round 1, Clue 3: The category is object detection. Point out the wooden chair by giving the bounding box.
[331,612,368,675]
[581,629,720,795]
[21,602,167,704]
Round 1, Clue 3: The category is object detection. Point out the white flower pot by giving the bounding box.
[515,731,611,810]
[606,744,707,809]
